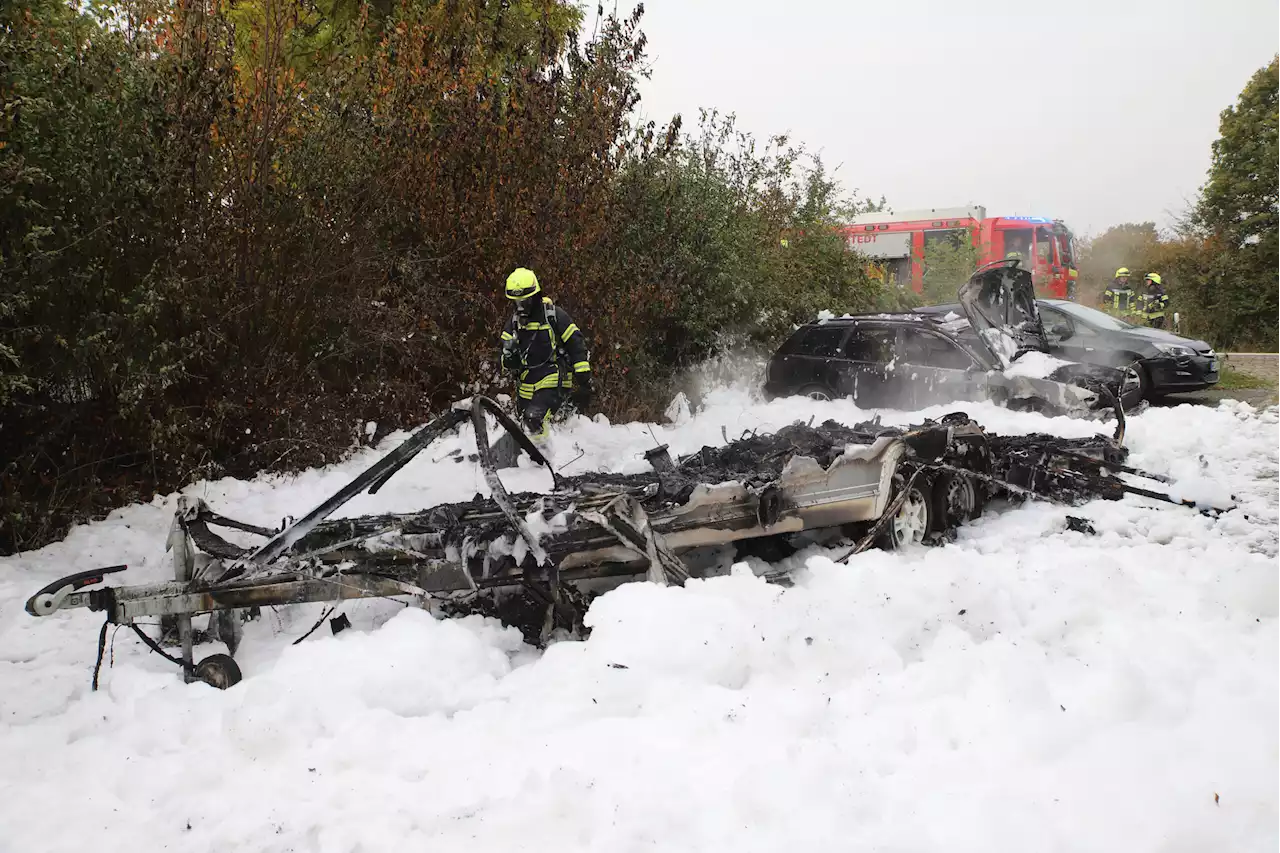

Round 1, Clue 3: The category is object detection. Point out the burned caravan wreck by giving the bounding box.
[26,396,1229,690]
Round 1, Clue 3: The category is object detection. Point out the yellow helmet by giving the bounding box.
[1145,272,1162,285]
[505,267,541,300]
[1115,267,1130,278]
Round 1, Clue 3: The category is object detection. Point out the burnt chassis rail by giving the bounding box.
[26,397,1229,689]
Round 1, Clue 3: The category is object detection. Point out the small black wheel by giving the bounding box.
[798,385,833,401]
[193,654,243,690]
[933,471,985,529]
[878,475,935,550]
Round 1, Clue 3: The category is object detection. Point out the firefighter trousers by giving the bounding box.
[516,387,569,440]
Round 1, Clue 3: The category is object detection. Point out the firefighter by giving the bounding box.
[1140,272,1169,329]
[500,268,592,440]
[1100,267,1137,318]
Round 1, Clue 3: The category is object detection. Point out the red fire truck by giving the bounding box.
[840,206,1079,299]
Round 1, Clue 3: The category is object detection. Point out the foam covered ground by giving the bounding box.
[1,390,1276,852]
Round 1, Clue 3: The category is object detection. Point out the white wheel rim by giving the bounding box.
[892,489,928,545]
[807,390,831,400]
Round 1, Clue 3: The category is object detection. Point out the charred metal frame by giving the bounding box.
[25,396,1233,689]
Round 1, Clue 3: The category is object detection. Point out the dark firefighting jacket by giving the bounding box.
[1101,284,1138,317]
[1141,285,1168,321]
[501,297,590,400]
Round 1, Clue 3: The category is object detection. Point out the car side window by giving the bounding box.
[795,326,848,358]
[898,328,974,370]
[1039,305,1078,339]
[843,327,896,363]
[1040,305,1066,326]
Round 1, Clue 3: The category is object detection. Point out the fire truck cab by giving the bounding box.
[842,206,1078,300]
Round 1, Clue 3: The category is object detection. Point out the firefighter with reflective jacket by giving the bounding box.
[500,268,592,440]
[1100,267,1138,318]
[1140,272,1169,328]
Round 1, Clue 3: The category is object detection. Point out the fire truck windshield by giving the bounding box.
[1055,225,1076,268]
[1035,226,1054,264]
[1004,227,1033,260]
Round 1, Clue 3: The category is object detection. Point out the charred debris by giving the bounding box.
[26,396,1233,690]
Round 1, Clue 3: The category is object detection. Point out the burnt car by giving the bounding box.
[917,298,1219,400]
[764,260,1143,415]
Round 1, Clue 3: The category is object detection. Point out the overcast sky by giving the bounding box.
[611,0,1278,238]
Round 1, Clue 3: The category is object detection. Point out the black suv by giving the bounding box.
[764,261,1143,415]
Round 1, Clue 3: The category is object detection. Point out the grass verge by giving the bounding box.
[1217,365,1277,391]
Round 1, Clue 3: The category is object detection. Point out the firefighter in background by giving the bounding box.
[1100,267,1138,318]
[500,268,592,440]
[1140,272,1168,329]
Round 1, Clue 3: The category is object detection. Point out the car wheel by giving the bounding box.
[1133,363,1156,402]
[878,474,934,550]
[799,385,833,401]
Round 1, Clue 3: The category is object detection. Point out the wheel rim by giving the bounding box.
[891,488,928,546]
[945,476,975,520]
[806,389,832,401]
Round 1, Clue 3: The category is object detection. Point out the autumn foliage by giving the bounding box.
[0,0,880,552]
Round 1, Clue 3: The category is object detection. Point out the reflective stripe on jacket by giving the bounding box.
[501,297,590,397]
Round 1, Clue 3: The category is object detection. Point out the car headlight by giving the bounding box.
[1153,342,1195,358]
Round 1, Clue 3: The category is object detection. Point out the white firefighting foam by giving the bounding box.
[0,390,1275,852]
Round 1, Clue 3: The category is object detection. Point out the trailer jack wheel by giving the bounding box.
[193,654,243,690]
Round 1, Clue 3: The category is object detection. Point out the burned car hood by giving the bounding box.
[957,261,1139,412]
[958,261,1049,369]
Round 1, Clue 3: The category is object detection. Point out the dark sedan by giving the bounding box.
[916,299,1220,399]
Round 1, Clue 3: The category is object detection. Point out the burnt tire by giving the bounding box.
[193,654,242,690]
[877,474,935,551]
[932,471,984,529]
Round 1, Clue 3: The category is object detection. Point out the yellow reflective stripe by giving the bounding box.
[529,408,554,440]
[518,388,535,399]
[520,374,563,392]
[573,361,590,372]
[521,322,553,331]
[560,323,580,342]
[501,332,514,341]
